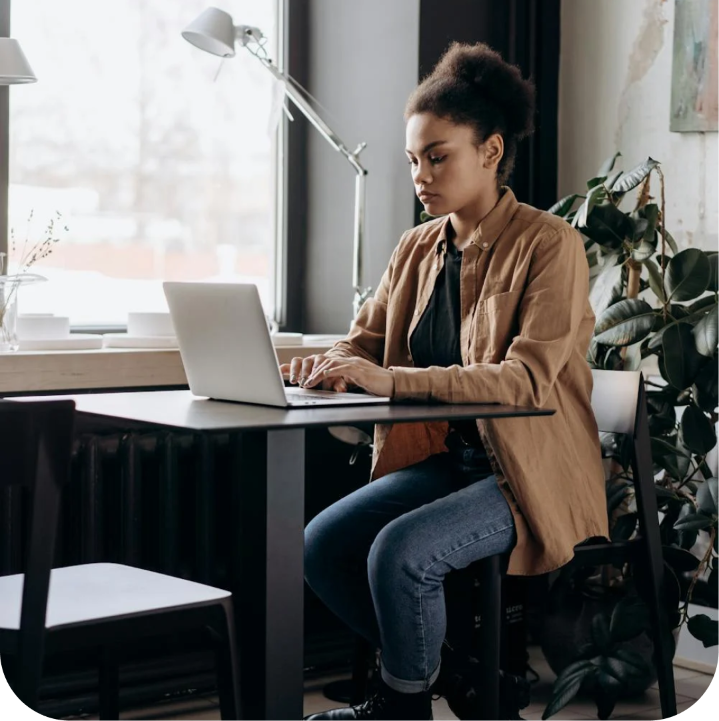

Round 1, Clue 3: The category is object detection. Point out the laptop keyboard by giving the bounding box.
[286,390,339,399]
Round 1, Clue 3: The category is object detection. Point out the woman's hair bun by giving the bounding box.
[432,42,535,139]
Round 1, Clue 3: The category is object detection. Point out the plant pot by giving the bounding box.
[539,577,678,697]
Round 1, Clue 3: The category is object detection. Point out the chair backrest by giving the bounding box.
[0,399,75,701]
[0,400,75,490]
[590,369,642,436]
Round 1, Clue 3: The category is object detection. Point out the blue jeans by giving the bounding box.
[304,443,517,693]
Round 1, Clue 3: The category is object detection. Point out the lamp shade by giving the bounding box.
[182,7,236,57]
[0,38,36,84]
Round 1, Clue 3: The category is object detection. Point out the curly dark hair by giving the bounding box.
[405,42,536,185]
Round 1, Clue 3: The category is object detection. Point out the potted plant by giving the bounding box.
[539,154,718,719]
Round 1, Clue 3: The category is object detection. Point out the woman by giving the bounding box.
[282,42,608,721]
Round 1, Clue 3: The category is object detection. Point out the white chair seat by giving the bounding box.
[0,563,230,631]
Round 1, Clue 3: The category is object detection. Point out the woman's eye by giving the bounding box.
[429,155,445,165]
[407,158,417,166]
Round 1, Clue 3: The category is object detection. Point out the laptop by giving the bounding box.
[162,282,391,407]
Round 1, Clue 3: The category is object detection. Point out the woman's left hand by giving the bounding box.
[304,357,395,398]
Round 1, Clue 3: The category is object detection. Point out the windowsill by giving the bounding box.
[0,345,333,396]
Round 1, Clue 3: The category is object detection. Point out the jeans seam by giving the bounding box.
[418,585,428,685]
[415,522,515,686]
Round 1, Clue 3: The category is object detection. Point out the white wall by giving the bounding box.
[559,0,718,253]
[305,0,419,333]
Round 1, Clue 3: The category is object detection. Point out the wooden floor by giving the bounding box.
[65,645,716,720]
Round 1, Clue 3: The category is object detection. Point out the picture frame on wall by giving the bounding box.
[670,0,719,132]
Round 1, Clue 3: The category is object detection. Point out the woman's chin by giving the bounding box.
[422,198,443,212]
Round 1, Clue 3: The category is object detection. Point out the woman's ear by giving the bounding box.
[482,133,504,170]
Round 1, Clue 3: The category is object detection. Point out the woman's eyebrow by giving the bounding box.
[405,140,448,155]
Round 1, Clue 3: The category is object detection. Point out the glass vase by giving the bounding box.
[0,273,48,352]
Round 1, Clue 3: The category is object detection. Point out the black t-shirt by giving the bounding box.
[409,239,486,449]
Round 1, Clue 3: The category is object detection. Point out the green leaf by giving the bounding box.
[588,175,608,190]
[611,512,638,541]
[594,298,656,346]
[589,260,625,318]
[687,614,719,648]
[598,152,622,176]
[674,503,699,550]
[647,392,677,435]
[548,194,580,217]
[693,359,718,414]
[655,485,679,500]
[596,672,621,719]
[610,595,649,643]
[665,249,711,302]
[662,545,701,573]
[661,229,679,255]
[693,304,718,357]
[591,613,612,653]
[624,341,642,371]
[574,184,607,230]
[709,568,718,603]
[644,259,667,303]
[680,404,717,455]
[611,157,660,194]
[542,663,596,720]
[707,251,718,292]
[688,295,719,314]
[641,204,660,243]
[631,241,656,263]
[605,171,623,192]
[651,436,692,459]
[696,477,718,516]
[585,203,635,249]
[662,322,706,389]
[673,512,712,531]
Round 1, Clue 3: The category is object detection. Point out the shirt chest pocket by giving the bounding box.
[470,290,523,363]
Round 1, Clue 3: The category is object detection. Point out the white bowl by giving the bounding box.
[271,332,303,346]
[16,314,70,340]
[127,312,175,337]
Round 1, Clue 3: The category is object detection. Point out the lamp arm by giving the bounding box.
[251,53,372,319]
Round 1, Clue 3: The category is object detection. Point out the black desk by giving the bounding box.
[60,390,554,720]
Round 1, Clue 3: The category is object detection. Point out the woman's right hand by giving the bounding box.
[279,354,348,393]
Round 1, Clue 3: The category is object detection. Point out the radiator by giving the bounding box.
[0,427,361,716]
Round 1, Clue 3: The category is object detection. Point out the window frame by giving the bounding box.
[0,0,295,334]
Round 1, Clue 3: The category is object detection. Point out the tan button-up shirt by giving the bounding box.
[326,187,609,575]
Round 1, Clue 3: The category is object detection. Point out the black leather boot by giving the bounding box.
[304,676,433,720]
[431,641,530,720]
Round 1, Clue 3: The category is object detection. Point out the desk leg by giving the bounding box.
[233,428,305,720]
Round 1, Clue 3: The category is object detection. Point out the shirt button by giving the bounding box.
[414,309,420,316]
[407,354,412,361]
[482,242,489,249]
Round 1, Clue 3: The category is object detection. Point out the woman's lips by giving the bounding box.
[418,192,438,201]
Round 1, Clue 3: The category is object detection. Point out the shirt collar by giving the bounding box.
[434,186,519,256]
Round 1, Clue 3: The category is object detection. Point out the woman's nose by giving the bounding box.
[413,162,433,184]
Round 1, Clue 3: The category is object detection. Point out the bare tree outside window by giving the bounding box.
[8,0,279,325]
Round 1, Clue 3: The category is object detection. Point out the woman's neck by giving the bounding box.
[448,186,502,250]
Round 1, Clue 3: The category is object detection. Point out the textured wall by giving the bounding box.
[559,0,718,253]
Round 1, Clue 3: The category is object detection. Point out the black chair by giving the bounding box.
[350,370,678,719]
[0,400,242,719]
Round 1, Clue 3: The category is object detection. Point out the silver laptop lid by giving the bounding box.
[163,282,288,406]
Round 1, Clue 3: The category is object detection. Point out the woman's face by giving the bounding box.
[405,112,502,216]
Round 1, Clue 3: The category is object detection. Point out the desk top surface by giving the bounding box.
[22,390,554,432]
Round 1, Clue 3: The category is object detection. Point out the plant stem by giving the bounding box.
[657,168,668,324]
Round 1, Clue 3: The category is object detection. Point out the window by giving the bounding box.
[7,0,281,326]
